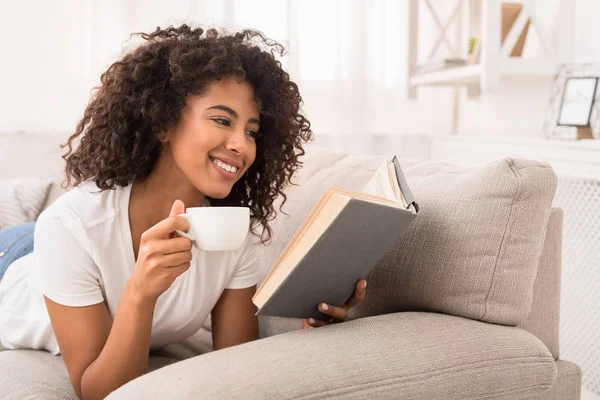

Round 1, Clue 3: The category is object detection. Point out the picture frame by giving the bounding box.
[543,63,600,140]
[557,77,598,127]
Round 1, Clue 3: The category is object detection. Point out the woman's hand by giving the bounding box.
[127,200,193,304]
[302,279,367,329]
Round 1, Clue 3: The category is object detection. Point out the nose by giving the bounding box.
[225,128,248,155]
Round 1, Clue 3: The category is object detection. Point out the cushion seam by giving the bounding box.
[294,357,555,399]
[481,159,522,322]
[554,369,582,379]
[514,164,551,171]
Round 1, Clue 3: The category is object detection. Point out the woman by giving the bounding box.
[0,25,367,399]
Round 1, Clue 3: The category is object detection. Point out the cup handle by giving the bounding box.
[175,213,195,241]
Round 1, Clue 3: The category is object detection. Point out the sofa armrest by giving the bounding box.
[517,207,562,360]
[108,312,556,400]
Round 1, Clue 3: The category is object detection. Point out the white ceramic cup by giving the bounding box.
[175,207,250,251]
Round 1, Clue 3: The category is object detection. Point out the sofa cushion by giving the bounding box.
[0,349,190,400]
[0,349,76,400]
[527,360,581,400]
[0,179,52,228]
[107,312,557,400]
[257,146,557,332]
[0,132,67,211]
[0,328,214,400]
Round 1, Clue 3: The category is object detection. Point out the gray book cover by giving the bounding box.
[256,198,417,320]
[392,155,419,212]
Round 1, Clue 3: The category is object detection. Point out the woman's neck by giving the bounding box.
[130,146,206,226]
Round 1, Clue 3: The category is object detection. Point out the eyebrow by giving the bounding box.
[206,104,260,126]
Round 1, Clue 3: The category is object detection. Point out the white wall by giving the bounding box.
[0,0,598,141]
[0,1,90,134]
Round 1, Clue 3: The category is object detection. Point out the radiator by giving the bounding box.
[553,176,600,396]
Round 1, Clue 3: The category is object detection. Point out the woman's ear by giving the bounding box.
[157,130,170,143]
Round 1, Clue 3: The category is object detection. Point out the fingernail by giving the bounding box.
[361,281,367,290]
[321,303,329,311]
[308,318,315,325]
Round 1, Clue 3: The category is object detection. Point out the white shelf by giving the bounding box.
[409,58,559,88]
[497,58,558,75]
[407,0,573,95]
[410,65,482,87]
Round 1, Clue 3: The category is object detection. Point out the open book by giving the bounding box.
[252,156,419,319]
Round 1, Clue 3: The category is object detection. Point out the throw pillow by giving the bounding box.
[349,156,557,326]
[0,179,53,229]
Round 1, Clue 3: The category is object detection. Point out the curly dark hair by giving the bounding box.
[61,24,313,244]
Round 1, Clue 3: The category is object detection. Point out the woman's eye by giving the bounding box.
[213,118,231,127]
[246,130,260,139]
[212,118,260,139]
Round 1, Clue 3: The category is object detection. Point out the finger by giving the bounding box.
[157,250,193,268]
[163,262,192,288]
[152,236,193,255]
[169,199,185,218]
[345,279,368,309]
[303,318,328,328]
[166,200,187,239]
[302,319,314,329]
[311,318,329,327]
[146,215,190,240]
[167,261,192,276]
[318,303,349,321]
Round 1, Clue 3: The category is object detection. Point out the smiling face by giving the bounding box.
[164,77,260,199]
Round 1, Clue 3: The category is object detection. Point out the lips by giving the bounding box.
[212,158,238,173]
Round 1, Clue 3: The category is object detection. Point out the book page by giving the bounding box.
[330,187,403,208]
[362,160,397,202]
[387,163,408,208]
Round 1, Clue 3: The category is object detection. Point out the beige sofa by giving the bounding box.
[0,132,582,399]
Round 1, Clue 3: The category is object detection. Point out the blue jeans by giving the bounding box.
[0,222,36,281]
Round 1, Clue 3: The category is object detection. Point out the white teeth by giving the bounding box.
[213,158,238,173]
